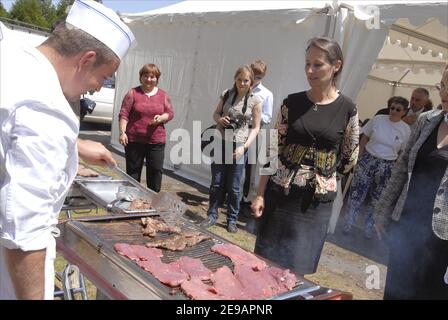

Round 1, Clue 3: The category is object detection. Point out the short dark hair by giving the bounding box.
[389,96,409,109]
[387,96,395,108]
[42,22,118,66]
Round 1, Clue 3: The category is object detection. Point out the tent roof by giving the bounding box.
[122,1,329,17]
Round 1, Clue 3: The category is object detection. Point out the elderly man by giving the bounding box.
[402,88,431,128]
[0,0,135,299]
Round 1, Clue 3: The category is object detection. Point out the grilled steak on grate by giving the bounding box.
[211,243,267,271]
[129,198,152,210]
[145,232,210,251]
[141,217,181,237]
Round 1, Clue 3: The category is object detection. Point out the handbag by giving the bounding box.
[201,89,233,154]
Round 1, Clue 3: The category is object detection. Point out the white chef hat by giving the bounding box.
[66,0,136,60]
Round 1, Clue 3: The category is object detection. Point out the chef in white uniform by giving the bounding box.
[0,0,135,299]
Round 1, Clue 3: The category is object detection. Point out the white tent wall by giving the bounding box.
[112,0,448,187]
[112,7,333,186]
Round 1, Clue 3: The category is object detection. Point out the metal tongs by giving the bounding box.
[106,186,134,211]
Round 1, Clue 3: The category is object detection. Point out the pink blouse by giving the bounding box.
[119,86,174,144]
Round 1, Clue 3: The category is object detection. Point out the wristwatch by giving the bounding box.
[120,131,126,135]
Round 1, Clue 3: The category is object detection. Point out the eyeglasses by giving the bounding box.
[389,107,404,112]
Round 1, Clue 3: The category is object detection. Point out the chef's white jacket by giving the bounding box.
[0,39,79,298]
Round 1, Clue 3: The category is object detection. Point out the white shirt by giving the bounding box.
[361,115,411,161]
[252,82,273,126]
[0,43,79,252]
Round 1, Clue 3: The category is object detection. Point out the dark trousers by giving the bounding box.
[124,142,165,192]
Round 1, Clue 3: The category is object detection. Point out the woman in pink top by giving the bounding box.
[118,63,174,192]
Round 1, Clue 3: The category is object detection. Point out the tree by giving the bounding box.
[55,0,73,20]
[38,0,57,27]
[0,1,8,18]
[9,0,48,28]
[56,0,102,21]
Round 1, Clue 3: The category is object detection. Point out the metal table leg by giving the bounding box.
[55,264,88,300]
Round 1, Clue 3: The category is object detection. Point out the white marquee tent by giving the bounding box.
[112,0,447,187]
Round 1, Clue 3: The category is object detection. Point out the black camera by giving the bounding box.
[226,114,245,130]
[79,97,96,121]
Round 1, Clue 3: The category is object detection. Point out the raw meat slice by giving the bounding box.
[169,256,212,280]
[180,278,221,300]
[114,243,139,261]
[211,243,267,271]
[130,245,163,260]
[266,267,297,291]
[137,258,188,287]
[211,266,247,300]
[234,264,280,299]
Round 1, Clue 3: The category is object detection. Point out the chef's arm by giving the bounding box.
[77,139,117,167]
[4,248,46,299]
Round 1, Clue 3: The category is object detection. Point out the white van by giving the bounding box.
[82,77,115,124]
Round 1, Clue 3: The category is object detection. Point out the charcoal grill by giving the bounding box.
[57,215,323,300]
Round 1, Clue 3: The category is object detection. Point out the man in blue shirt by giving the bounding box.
[242,60,274,224]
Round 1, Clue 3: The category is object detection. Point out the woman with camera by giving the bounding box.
[118,63,174,192]
[251,37,359,275]
[201,65,262,233]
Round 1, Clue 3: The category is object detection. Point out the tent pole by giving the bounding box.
[392,69,411,95]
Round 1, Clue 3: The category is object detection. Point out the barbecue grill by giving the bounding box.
[57,217,322,300]
[58,167,350,300]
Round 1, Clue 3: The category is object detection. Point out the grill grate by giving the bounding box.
[67,217,311,299]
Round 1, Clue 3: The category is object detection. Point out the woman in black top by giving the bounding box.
[251,37,359,275]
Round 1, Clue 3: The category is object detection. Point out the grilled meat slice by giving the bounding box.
[141,217,181,237]
[145,232,210,251]
[129,198,152,210]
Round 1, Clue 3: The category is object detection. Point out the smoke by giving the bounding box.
[383,170,445,299]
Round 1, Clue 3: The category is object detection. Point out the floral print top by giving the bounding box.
[269,92,359,206]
